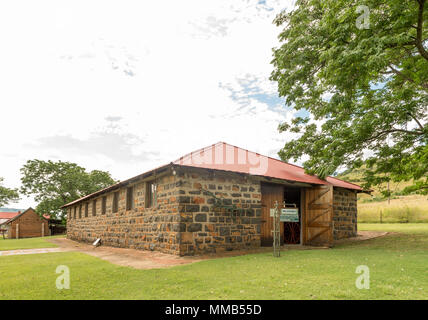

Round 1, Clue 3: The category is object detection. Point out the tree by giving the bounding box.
[0,177,19,207]
[20,160,117,220]
[271,0,428,194]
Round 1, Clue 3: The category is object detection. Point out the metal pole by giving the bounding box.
[272,201,281,257]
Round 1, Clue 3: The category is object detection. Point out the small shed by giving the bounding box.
[0,208,50,239]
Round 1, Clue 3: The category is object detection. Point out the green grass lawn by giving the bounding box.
[0,224,427,300]
[0,236,62,251]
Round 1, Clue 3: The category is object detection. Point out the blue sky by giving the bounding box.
[0,0,300,209]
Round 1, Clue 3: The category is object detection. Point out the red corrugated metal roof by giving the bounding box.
[62,142,363,208]
[325,176,364,191]
[0,212,21,219]
[174,142,363,191]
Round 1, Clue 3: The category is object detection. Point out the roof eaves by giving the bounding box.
[61,163,174,208]
[4,207,35,224]
[175,164,322,188]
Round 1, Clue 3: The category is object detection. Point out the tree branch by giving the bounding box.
[384,41,416,48]
[407,112,425,131]
[388,64,428,89]
[416,0,428,61]
[366,128,424,143]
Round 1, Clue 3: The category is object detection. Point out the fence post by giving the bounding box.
[16,224,19,239]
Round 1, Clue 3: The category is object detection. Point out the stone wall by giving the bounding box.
[332,187,358,240]
[176,167,262,255]
[66,167,262,256]
[67,173,182,255]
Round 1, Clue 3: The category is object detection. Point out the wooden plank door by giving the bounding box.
[261,183,284,246]
[303,185,333,246]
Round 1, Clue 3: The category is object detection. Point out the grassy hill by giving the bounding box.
[336,168,428,223]
[337,167,416,200]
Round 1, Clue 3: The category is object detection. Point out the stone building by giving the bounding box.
[63,142,363,256]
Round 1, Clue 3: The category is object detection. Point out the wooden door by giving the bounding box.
[261,183,284,246]
[303,185,333,246]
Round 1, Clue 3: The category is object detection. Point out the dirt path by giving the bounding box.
[1,231,389,269]
[334,231,389,245]
[0,248,66,256]
[45,238,335,269]
[47,238,204,269]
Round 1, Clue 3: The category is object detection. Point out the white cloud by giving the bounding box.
[0,0,296,209]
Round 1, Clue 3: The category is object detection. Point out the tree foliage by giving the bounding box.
[0,177,19,207]
[20,160,117,220]
[271,0,428,194]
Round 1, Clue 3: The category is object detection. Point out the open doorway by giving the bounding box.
[283,187,301,244]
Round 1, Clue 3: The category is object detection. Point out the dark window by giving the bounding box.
[102,196,107,215]
[145,182,157,208]
[85,203,89,217]
[126,187,134,211]
[92,200,97,216]
[79,205,82,219]
[113,192,119,213]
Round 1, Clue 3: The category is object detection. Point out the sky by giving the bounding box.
[0,0,300,209]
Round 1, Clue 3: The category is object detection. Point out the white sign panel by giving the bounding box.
[280,208,299,222]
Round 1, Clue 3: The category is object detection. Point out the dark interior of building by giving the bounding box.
[283,187,301,244]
